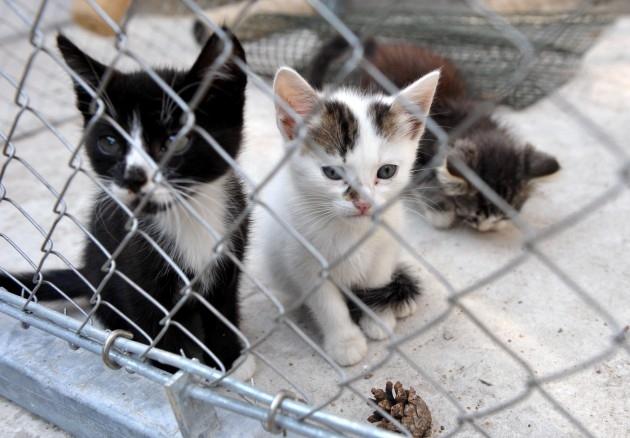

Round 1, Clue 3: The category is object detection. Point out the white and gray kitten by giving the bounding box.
[254,67,439,366]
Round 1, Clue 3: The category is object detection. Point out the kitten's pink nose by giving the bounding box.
[353,199,372,215]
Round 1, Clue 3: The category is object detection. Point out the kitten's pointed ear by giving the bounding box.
[57,34,107,88]
[189,27,246,82]
[391,69,440,139]
[273,67,319,140]
[438,159,468,196]
[439,139,477,195]
[445,158,465,180]
[525,144,560,179]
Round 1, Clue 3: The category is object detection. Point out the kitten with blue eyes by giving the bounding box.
[0,32,254,377]
[254,67,439,366]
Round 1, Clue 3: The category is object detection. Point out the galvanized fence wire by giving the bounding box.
[0,0,628,437]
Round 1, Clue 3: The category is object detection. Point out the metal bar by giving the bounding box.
[0,289,400,438]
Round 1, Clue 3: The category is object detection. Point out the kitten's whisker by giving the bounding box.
[174,189,223,223]
[163,81,207,124]
[297,211,336,231]
[178,190,223,209]
[401,192,441,212]
[160,76,177,123]
[404,206,432,222]
[406,185,444,191]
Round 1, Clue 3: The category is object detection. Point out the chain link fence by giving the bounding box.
[0,0,629,437]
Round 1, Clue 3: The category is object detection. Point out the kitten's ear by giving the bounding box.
[525,144,560,179]
[438,139,477,195]
[57,34,107,89]
[390,70,440,139]
[189,27,246,83]
[273,67,319,140]
[438,159,469,196]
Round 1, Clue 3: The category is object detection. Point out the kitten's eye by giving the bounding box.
[377,164,398,179]
[322,166,344,180]
[164,135,191,155]
[97,135,121,156]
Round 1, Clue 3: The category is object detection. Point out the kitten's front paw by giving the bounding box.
[393,298,418,319]
[424,208,456,229]
[359,308,396,340]
[229,354,256,381]
[324,326,367,366]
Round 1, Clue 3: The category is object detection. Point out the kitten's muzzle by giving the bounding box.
[344,187,372,216]
[352,199,372,216]
[123,166,148,193]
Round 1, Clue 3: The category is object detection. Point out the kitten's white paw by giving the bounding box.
[424,208,456,229]
[324,326,367,366]
[393,297,418,319]
[229,354,256,381]
[359,308,396,340]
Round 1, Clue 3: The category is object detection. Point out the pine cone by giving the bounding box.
[367,381,432,437]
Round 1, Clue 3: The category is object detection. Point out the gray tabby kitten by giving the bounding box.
[415,126,560,232]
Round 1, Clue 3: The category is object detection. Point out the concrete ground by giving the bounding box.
[0,5,628,438]
[0,396,67,438]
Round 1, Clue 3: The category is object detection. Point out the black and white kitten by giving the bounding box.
[0,32,254,377]
[309,37,560,231]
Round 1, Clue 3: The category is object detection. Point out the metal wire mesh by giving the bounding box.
[0,0,628,437]
[233,0,623,108]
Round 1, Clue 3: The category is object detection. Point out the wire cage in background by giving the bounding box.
[236,0,625,108]
[0,1,629,437]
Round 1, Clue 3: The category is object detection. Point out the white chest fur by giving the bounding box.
[153,176,228,280]
[312,209,404,290]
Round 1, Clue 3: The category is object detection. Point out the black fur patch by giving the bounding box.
[349,267,421,320]
[368,101,395,138]
[308,100,358,157]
